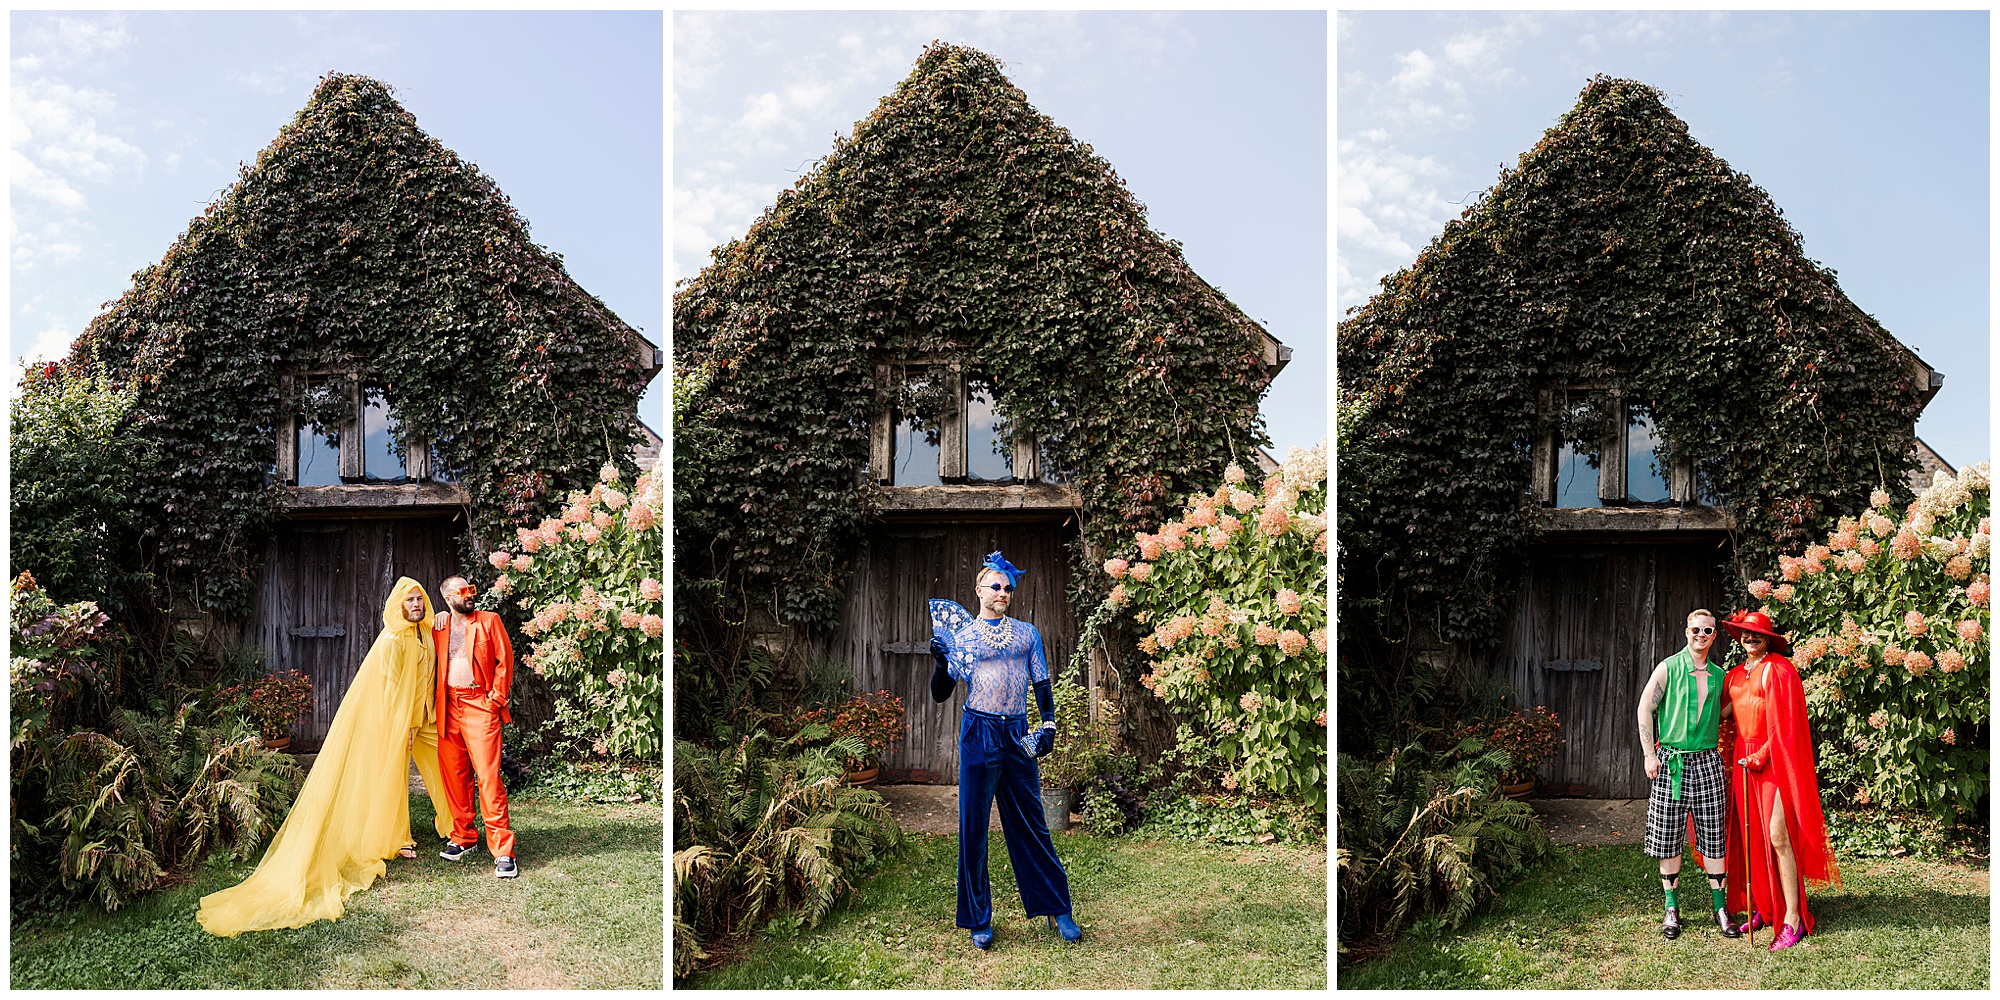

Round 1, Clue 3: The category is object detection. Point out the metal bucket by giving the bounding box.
[1041,785,1075,832]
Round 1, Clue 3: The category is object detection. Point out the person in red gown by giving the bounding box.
[1720,609,1840,951]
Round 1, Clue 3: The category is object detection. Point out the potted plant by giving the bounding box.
[1035,681,1118,830]
[223,669,314,750]
[1483,705,1565,799]
[804,690,905,787]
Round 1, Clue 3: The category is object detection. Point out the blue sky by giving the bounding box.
[1339,11,1989,470]
[9,10,663,425]
[674,11,1328,461]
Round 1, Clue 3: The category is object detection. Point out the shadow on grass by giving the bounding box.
[1339,844,1988,990]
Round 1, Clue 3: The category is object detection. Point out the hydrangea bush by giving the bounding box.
[485,463,664,760]
[1107,442,1328,812]
[1746,463,1990,823]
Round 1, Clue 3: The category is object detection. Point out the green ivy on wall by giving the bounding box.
[673,42,1277,659]
[1338,76,1923,732]
[64,72,651,619]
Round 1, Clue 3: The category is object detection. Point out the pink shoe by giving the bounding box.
[1732,912,1768,935]
[1768,922,1805,952]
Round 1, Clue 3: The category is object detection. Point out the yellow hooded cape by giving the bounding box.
[198,577,452,936]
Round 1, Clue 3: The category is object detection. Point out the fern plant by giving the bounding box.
[1335,739,1551,945]
[671,728,902,981]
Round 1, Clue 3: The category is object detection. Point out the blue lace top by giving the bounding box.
[932,601,1048,715]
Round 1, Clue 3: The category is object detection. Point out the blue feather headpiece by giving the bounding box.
[982,551,1024,586]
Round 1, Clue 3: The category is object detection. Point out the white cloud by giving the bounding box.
[10,149,86,210]
[23,325,79,365]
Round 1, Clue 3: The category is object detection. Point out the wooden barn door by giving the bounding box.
[1492,541,1727,799]
[838,521,1079,781]
[253,516,463,740]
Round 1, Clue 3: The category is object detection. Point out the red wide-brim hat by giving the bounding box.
[1724,609,1793,656]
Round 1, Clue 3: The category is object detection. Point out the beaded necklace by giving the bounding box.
[976,615,1013,649]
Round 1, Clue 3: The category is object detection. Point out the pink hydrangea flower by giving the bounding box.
[1858,537,1880,557]
[1871,488,1892,509]
[492,574,513,596]
[1253,623,1280,646]
[620,610,642,629]
[1277,629,1307,656]
[1882,644,1907,666]
[1187,504,1218,528]
[1219,514,1242,535]
[1942,727,1958,745]
[1891,530,1922,560]
[593,511,614,530]
[1905,610,1928,636]
[1108,584,1129,606]
[1969,581,1991,607]
[1778,556,1803,582]
[602,488,628,510]
[1258,506,1292,537]
[1311,628,1328,654]
[512,555,533,573]
[1221,773,1238,791]
[1138,535,1164,561]
[1868,710,1889,730]
[546,602,571,624]
[1747,579,1774,600]
[1938,649,1966,674]
[1238,691,1263,714]
[1844,552,1867,573]
[1224,464,1247,485]
[641,577,662,603]
[1229,488,1257,513]
[489,550,513,570]
[1869,514,1896,537]
[1129,563,1152,583]
[640,614,664,638]
[627,503,657,532]
[606,668,627,687]
[1276,589,1303,616]
[1314,709,1328,727]
[1905,651,1933,675]
[1774,584,1796,603]
[580,525,604,545]
[600,462,622,483]
[1956,619,1982,643]
[1104,558,1130,579]
[1947,555,1973,580]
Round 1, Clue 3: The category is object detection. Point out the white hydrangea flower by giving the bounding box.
[1925,535,1959,561]
[1964,461,1991,494]
[1280,440,1329,490]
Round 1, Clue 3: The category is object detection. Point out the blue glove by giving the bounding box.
[1033,725,1055,757]
[928,635,949,667]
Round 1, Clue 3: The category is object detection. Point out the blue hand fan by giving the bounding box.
[929,599,973,645]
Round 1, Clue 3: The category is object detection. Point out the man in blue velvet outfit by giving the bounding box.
[929,551,1082,950]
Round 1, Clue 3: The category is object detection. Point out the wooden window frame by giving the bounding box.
[1535,387,1695,508]
[870,362,1040,486]
[277,372,431,485]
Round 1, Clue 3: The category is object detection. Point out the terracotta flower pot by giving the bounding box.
[846,765,879,788]
[266,736,292,752]
[1502,779,1535,800]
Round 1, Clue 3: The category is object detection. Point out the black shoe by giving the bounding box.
[440,840,478,862]
[495,855,518,879]
[1661,907,1682,939]
[1715,908,1742,938]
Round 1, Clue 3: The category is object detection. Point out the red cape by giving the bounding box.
[1721,654,1839,931]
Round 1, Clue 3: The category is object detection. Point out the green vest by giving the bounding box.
[1654,647,1725,800]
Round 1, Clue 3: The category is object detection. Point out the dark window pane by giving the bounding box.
[1038,438,1070,484]
[1625,406,1671,503]
[966,385,1012,482]
[892,412,941,486]
[298,421,341,486]
[361,394,406,481]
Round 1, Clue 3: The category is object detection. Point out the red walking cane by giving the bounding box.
[1739,757,1755,947]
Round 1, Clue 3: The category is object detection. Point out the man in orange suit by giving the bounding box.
[433,575,519,878]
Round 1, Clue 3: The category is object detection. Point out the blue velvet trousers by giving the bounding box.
[957,708,1073,929]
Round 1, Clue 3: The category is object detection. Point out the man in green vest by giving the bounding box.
[1636,608,1741,940]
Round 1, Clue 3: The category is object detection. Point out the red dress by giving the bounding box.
[1723,654,1840,932]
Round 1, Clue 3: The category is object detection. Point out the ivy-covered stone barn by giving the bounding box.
[61,74,662,738]
[674,43,1289,778]
[1338,77,1942,798]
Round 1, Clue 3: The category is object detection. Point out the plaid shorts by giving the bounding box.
[1643,747,1728,859]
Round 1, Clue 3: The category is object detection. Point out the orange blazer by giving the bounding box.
[432,610,516,723]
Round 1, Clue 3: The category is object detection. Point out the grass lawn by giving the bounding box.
[686,831,1327,989]
[11,792,662,989]
[1339,844,1989,989]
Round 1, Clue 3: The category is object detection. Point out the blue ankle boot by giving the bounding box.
[970,925,994,950]
[1050,913,1081,942]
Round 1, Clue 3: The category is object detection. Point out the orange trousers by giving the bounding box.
[439,687,515,858]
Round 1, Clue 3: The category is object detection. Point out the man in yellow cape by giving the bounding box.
[197,577,452,936]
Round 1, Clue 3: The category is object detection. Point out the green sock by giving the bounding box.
[1663,886,1679,910]
[1711,886,1726,912]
